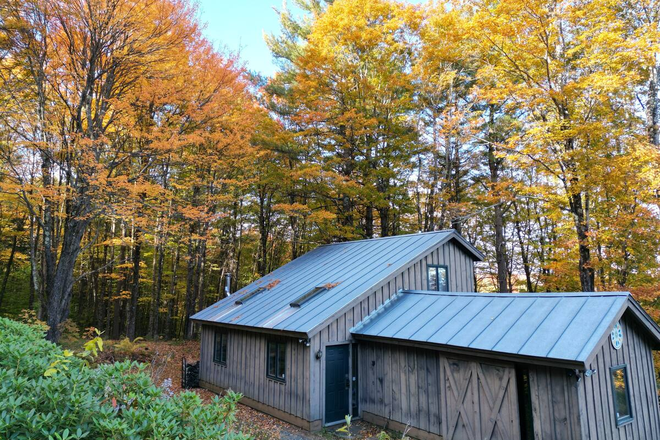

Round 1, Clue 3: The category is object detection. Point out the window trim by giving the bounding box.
[213,330,228,366]
[427,264,449,291]
[266,340,286,383]
[610,364,633,427]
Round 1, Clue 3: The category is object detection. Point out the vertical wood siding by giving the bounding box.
[308,241,477,422]
[199,325,311,421]
[359,341,520,440]
[577,313,660,440]
[527,365,581,440]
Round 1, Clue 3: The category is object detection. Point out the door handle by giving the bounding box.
[345,374,350,389]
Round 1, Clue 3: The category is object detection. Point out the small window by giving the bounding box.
[610,365,633,426]
[267,340,286,382]
[427,265,449,291]
[213,330,228,365]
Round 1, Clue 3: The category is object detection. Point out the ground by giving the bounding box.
[102,339,396,440]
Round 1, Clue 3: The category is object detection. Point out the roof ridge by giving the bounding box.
[320,230,455,246]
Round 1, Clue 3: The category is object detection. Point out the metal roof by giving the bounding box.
[351,290,660,368]
[192,230,481,335]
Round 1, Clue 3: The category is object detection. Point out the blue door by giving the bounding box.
[325,344,350,424]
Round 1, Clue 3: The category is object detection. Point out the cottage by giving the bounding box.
[192,230,660,440]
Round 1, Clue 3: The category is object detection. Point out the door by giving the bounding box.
[442,357,520,440]
[325,344,350,424]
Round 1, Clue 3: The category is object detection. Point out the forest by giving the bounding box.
[0,0,659,342]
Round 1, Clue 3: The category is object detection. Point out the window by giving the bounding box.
[610,365,633,426]
[267,340,286,382]
[427,265,449,291]
[213,330,228,365]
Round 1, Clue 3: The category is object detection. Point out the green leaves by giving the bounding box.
[0,317,248,440]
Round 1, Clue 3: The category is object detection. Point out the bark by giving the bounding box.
[28,215,40,310]
[126,227,141,340]
[183,235,198,340]
[487,143,508,293]
[45,216,90,341]
[164,246,179,340]
[112,223,126,340]
[149,237,165,339]
[648,62,659,146]
[0,234,18,309]
[569,190,595,292]
[514,216,535,293]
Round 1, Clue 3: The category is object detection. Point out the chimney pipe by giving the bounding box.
[225,273,232,296]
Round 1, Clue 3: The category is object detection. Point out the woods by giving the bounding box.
[1,0,660,342]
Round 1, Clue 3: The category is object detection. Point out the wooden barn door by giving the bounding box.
[441,357,521,440]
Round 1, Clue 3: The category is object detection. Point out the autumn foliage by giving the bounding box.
[1,0,660,341]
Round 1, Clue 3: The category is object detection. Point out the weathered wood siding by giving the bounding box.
[308,240,476,423]
[359,341,520,440]
[199,325,311,422]
[577,313,660,440]
[527,365,581,440]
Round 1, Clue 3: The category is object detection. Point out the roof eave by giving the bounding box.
[192,318,310,339]
[446,231,485,261]
[581,295,660,367]
[351,333,585,369]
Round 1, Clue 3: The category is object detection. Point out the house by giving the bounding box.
[191,230,660,440]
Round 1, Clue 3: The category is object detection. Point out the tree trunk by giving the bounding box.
[45,216,89,341]
[493,203,509,293]
[28,215,40,310]
[0,234,18,309]
[149,237,165,339]
[648,61,659,146]
[184,234,198,340]
[569,190,595,292]
[126,227,141,340]
[112,222,126,340]
[164,245,179,340]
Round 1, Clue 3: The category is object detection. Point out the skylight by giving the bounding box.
[234,287,266,305]
[290,286,328,308]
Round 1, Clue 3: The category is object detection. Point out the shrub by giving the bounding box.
[0,317,249,440]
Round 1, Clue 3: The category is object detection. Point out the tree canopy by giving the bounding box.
[1,0,660,340]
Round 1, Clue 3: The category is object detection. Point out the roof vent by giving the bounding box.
[235,287,266,305]
[290,286,328,308]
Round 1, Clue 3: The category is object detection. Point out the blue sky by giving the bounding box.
[196,0,423,77]
[196,0,294,77]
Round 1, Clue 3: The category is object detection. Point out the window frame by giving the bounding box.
[610,364,633,427]
[266,340,286,382]
[213,329,228,366]
[427,264,449,292]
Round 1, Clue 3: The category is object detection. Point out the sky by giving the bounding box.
[196,0,293,77]
[196,0,423,77]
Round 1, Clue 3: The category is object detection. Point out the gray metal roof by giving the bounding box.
[192,230,482,335]
[351,290,660,368]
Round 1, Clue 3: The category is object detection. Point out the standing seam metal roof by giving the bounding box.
[191,230,480,335]
[350,290,660,367]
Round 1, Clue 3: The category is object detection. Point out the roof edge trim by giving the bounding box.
[351,333,586,369]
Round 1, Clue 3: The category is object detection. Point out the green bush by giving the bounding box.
[0,317,249,440]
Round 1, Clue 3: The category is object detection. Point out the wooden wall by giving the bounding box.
[358,341,521,440]
[577,313,660,440]
[199,325,311,424]
[308,240,476,423]
[527,365,582,440]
